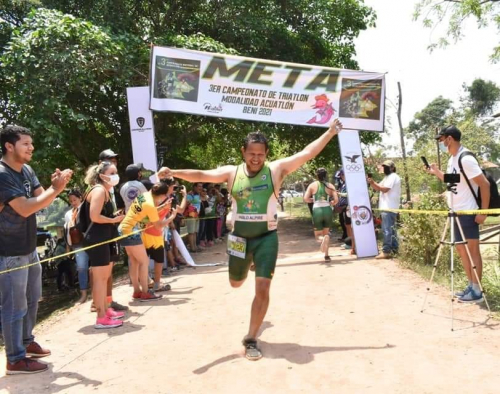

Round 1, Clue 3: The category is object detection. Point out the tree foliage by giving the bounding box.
[404,78,500,196]
[407,96,454,149]
[462,78,500,117]
[0,1,378,187]
[413,0,500,62]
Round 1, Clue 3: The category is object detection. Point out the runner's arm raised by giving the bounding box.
[158,165,235,184]
[271,120,341,181]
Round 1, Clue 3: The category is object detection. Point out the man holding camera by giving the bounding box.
[368,160,401,259]
[427,125,490,303]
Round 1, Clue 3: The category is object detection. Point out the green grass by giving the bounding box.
[485,216,500,226]
[281,197,313,219]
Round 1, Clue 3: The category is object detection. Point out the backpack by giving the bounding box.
[69,186,99,243]
[458,151,500,215]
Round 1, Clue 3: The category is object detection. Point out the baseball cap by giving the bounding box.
[99,149,119,161]
[434,125,461,141]
[382,160,395,168]
[125,163,145,180]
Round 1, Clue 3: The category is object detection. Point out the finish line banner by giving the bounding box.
[149,46,385,132]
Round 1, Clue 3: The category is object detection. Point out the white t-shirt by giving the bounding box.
[446,147,482,211]
[120,180,147,213]
[64,208,74,246]
[378,173,401,210]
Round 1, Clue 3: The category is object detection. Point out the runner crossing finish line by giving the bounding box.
[158,119,342,361]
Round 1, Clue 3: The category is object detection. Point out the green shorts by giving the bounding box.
[312,206,333,231]
[228,231,278,281]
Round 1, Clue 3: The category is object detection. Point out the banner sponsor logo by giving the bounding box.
[352,205,373,226]
[344,151,363,173]
[203,102,223,114]
[150,47,385,132]
[130,114,153,133]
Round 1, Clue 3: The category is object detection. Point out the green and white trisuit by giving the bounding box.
[229,163,278,281]
[312,181,333,231]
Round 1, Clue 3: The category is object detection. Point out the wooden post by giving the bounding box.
[397,82,411,203]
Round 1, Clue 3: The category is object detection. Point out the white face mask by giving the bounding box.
[103,174,120,186]
[439,141,448,153]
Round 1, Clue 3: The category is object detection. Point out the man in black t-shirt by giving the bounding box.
[0,125,72,375]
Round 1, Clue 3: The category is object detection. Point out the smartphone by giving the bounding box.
[367,173,373,178]
[421,156,430,169]
[173,186,180,192]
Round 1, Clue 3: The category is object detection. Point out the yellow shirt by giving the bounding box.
[119,192,163,249]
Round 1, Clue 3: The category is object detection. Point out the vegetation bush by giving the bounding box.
[398,192,500,312]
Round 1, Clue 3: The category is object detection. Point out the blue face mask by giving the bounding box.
[439,140,448,153]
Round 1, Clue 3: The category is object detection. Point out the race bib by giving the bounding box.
[227,234,247,259]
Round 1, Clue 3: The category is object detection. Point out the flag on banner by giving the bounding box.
[149,46,386,132]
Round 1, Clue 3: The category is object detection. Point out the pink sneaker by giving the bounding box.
[207,241,214,247]
[200,241,206,247]
[95,316,123,329]
[106,308,125,320]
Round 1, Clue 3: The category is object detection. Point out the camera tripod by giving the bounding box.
[420,181,491,331]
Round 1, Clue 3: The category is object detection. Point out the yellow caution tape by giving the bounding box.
[373,208,500,216]
[0,227,146,276]
[0,212,232,275]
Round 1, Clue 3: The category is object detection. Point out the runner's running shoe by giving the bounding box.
[242,338,262,361]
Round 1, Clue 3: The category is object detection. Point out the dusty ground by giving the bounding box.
[1,216,500,394]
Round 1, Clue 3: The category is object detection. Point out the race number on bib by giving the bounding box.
[227,234,247,259]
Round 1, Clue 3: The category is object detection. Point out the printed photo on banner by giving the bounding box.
[149,46,386,132]
[153,56,201,102]
[339,78,382,120]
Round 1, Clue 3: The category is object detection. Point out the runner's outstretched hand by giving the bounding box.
[157,167,173,179]
[328,119,343,135]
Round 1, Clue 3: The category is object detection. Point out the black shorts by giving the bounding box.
[454,215,479,242]
[146,246,165,263]
[86,243,114,267]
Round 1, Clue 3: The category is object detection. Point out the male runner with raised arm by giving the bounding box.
[158,119,342,360]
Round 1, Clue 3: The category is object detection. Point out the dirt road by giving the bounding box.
[1,217,499,393]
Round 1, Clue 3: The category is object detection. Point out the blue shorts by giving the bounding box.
[454,215,479,242]
[119,226,143,247]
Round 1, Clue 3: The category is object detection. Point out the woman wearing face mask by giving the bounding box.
[64,189,90,304]
[83,161,125,329]
[367,160,402,259]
